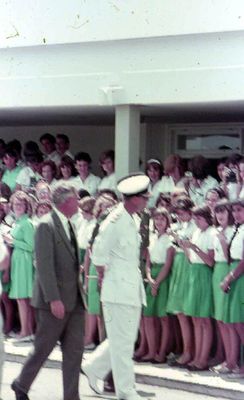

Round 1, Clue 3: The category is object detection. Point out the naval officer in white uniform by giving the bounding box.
[83,173,149,400]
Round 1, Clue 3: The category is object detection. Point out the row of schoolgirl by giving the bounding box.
[134,196,244,377]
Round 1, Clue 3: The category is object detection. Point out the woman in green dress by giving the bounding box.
[182,205,215,370]
[211,200,239,374]
[221,198,244,378]
[0,199,15,335]
[3,191,35,341]
[166,197,195,366]
[142,207,175,363]
[84,194,117,348]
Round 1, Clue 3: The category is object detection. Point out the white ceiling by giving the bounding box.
[0,101,244,126]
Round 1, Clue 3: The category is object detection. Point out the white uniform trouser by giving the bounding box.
[84,302,141,399]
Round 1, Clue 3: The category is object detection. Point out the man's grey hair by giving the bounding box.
[52,182,77,206]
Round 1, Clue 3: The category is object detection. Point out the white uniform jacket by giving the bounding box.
[92,203,146,307]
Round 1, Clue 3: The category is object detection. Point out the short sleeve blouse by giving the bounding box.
[213,225,235,262]
[189,226,214,264]
[149,232,172,264]
[230,224,244,261]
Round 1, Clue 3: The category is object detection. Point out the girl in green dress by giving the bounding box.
[142,207,175,363]
[212,200,239,374]
[221,198,244,378]
[84,194,117,348]
[3,191,35,341]
[0,199,14,335]
[182,206,215,370]
[78,196,97,349]
[166,197,195,366]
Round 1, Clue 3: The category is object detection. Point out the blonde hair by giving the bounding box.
[151,206,171,230]
[79,196,96,214]
[10,190,33,216]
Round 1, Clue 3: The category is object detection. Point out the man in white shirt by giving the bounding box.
[39,133,61,166]
[83,173,149,400]
[56,134,74,159]
[72,152,100,196]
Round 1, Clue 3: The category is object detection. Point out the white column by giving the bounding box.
[115,105,140,180]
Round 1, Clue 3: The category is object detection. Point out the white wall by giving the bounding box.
[0,1,244,112]
[146,124,170,162]
[1,0,244,48]
[2,30,244,110]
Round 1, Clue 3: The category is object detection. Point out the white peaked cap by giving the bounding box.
[117,173,150,196]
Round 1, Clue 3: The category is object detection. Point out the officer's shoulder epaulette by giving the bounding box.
[99,203,124,231]
[106,203,124,223]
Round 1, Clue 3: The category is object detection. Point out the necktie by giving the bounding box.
[68,220,79,264]
[227,224,239,264]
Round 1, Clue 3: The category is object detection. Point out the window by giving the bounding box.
[170,124,243,158]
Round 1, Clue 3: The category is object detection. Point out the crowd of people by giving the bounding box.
[0,132,243,398]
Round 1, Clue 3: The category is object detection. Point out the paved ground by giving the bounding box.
[2,361,230,400]
[3,339,244,400]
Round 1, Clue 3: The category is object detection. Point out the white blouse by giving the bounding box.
[159,175,185,194]
[213,226,235,262]
[16,167,42,189]
[72,173,101,196]
[188,176,218,206]
[230,224,244,261]
[189,226,214,264]
[149,232,172,264]
[98,173,117,192]
[77,218,96,249]
[147,180,163,209]
[172,219,196,254]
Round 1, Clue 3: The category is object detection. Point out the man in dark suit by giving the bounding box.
[11,182,85,400]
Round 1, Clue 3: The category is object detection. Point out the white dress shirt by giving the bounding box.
[72,174,101,196]
[98,173,117,192]
[16,167,42,189]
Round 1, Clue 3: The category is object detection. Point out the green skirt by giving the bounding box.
[9,250,34,299]
[184,262,213,318]
[228,260,244,323]
[166,253,190,314]
[212,261,230,323]
[87,262,101,315]
[143,263,170,318]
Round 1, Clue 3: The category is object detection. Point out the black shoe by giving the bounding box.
[104,381,115,393]
[11,380,30,400]
[104,371,115,393]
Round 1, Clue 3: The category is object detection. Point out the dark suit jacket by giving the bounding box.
[32,211,86,312]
